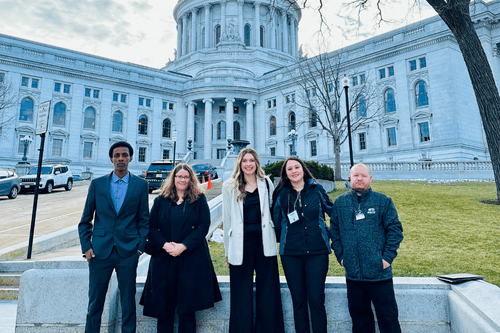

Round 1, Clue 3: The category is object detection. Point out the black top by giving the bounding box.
[169,201,184,243]
[243,189,261,224]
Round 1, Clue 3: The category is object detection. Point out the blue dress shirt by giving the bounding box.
[110,172,129,213]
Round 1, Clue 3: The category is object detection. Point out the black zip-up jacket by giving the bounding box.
[273,178,333,256]
[330,188,403,281]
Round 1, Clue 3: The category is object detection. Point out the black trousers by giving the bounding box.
[157,257,196,333]
[229,225,284,333]
[346,278,401,333]
[85,247,138,333]
[280,254,329,333]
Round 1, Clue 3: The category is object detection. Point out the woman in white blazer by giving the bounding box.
[222,147,284,333]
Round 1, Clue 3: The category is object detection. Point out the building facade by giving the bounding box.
[0,0,497,176]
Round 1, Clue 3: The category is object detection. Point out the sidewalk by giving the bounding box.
[0,300,16,333]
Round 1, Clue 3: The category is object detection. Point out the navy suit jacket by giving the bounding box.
[78,172,149,260]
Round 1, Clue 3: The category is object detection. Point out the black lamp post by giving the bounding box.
[288,129,298,156]
[187,136,193,151]
[20,135,33,163]
[341,75,354,168]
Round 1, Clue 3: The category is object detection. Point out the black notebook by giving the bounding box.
[437,273,485,284]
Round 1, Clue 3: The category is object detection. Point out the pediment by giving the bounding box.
[109,135,127,143]
[380,116,399,126]
[136,138,151,146]
[266,139,277,146]
[15,126,35,134]
[305,130,320,139]
[81,132,100,140]
[161,141,174,148]
[411,111,432,120]
[49,129,70,138]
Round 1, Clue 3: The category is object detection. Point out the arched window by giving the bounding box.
[138,114,148,135]
[83,107,96,130]
[217,121,226,140]
[288,112,296,131]
[310,109,318,127]
[385,88,396,113]
[19,97,34,122]
[416,80,429,107]
[112,111,123,133]
[52,102,66,126]
[162,118,171,138]
[233,121,240,140]
[269,116,276,136]
[260,26,264,47]
[215,25,221,45]
[244,24,251,46]
[201,28,205,48]
[358,96,367,118]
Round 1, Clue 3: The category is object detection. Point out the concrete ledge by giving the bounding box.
[16,268,500,333]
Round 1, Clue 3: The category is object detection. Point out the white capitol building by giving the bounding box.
[0,0,496,177]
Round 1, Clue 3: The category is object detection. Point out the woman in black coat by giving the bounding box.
[140,163,222,333]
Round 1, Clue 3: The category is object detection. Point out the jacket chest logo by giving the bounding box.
[367,208,376,214]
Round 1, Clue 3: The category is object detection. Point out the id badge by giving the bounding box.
[355,210,365,220]
[288,210,300,224]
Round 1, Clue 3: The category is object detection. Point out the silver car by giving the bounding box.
[0,168,20,199]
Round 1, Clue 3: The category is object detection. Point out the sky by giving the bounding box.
[0,0,437,69]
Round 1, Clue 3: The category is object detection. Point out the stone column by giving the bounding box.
[203,98,214,159]
[238,0,244,41]
[225,98,235,141]
[177,21,182,59]
[245,100,255,146]
[186,101,196,144]
[282,12,288,54]
[182,14,188,56]
[191,8,197,52]
[220,0,227,36]
[270,15,276,49]
[254,1,261,47]
[291,17,297,57]
[204,4,211,48]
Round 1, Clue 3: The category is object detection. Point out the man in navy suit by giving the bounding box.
[79,141,149,333]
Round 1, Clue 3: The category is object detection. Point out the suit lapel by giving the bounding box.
[182,199,195,225]
[257,178,266,213]
[118,173,137,215]
[102,173,116,214]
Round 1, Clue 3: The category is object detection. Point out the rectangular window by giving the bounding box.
[270,147,276,156]
[85,88,91,97]
[410,60,417,71]
[267,100,272,109]
[379,69,386,79]
[162,101,167,110]
[310,141,317,157]
[292,93,295,102]
[388,66,394,77]
[234,106,239,114]
[273,99,276,107]
[219,106,225,114]
[120,94,126,103]
[387,128,397,146]
[352,76,358,86]
[53,139,63,156]
[31,79,39,89]
[145,99,151,107]
[83,142,93,159]
[113,93,119,102]
[63,84,71,94]
[0,72,4,83]
[138,147,146,162]
[162,149,170,159]
[420,57,427,68]
[93,89,100,99]
[360,74,366,84]
[169,103,174,110]
[139,97,144,106]
[54,82,61,93]
[419,122,430,142]
[359,133,366,150]
[21,77,29,87]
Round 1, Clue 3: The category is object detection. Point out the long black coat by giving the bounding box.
[140,194,222,318]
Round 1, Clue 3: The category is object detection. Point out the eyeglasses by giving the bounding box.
[175,175,190,180]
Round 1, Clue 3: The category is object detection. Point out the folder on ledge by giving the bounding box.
[437,273,485,284]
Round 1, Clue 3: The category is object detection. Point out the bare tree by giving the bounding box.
[284,47,382,180]
[0,79,17,137]
[273,0,500,200]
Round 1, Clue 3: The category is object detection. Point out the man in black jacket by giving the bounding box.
[330,163,403,333]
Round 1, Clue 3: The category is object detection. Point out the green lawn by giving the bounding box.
[208,181,500,286]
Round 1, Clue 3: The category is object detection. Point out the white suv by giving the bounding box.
[20,164,73,193]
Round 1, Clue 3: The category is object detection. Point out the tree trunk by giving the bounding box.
[334,137,343,181]
[427,0,500,201]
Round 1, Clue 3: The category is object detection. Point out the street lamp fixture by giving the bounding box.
[20,135,33,163]
[187,136,193,151]
[341,75,354,169]
[288,129,298,156]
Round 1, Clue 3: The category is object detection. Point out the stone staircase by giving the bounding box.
[0,272,21,300]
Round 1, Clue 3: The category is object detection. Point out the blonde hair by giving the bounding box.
[231,147,266,202]
[350,163,372,176]
[159,163,203,203]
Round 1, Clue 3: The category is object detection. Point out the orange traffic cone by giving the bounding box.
[202,175,205,183]
[207,175,212,190]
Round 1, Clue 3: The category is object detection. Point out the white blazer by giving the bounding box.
[222,176,278,265]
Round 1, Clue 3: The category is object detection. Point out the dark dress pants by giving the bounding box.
[157,257,196,333]
[346,278,401,333]
[281,254,329,333]
[229,225,284,333]
[86,247,139,333]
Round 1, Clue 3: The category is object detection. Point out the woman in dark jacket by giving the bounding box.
[140,163,222,333]
[272,157,334,333]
